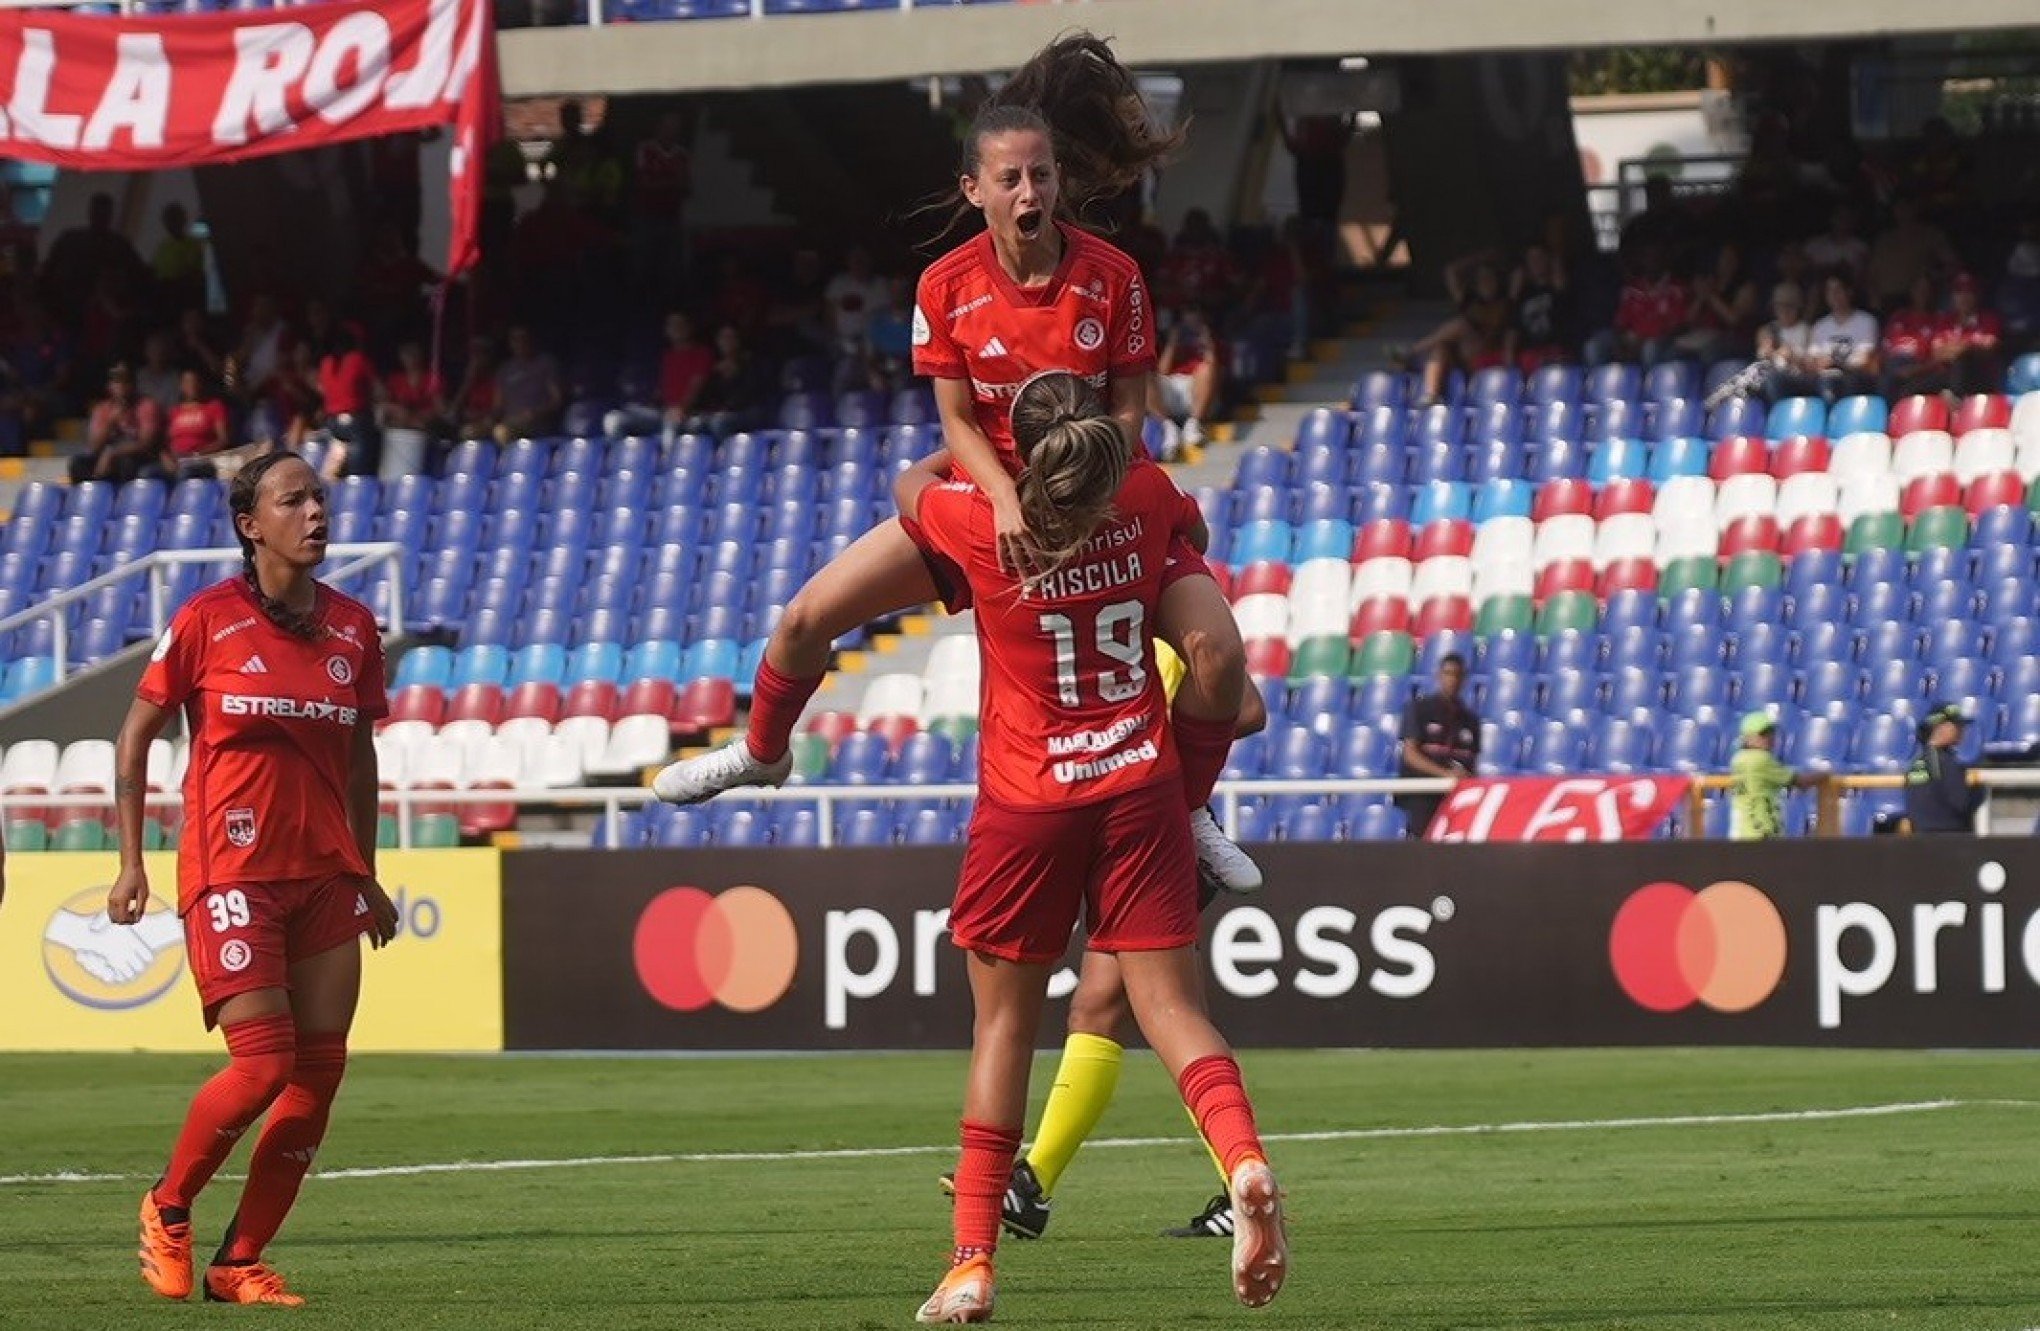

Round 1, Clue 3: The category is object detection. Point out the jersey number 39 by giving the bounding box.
[1038,600,1147,707]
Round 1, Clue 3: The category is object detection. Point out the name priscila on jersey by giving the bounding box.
[1024,515,1148,601]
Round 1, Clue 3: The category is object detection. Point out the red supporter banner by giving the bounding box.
[0,0,498,275]
[1424,775,1692,843]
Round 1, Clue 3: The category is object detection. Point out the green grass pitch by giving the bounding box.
[2,1048,2037,1330]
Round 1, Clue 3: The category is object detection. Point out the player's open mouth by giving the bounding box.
[1016,209,1045,240]
[307,527,328,545]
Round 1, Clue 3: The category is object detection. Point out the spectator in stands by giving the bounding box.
[603,310,713,441]
[1880,273,1943,396]
[1395,653,1480,839]
[548,100,624,225]
[1158,208,1239,315]
[683,323,769,437]
[1243,216,1314,363]
[316,325,381,478]
[376,339,442,477]
[175,307,227,386]
[1592,243,1689,368]
[452,334,501,442]
[864,278,916,391]
[1619,177,1688,262]
[231,293,291,405]
[1676,242,1760,363]
[710,254,772,344]
[494,324,563,440]
[164,369,231,477]
[1865,195,1954,313]
[40,191,143,327]
[1928,272,2003,396]
[1728,712,1822,840]
[630,110,692,303]
[136,331,181,414]
[1904,702,1981,835]
[1802,202,1868,283]
[1149,306,1222,454]
[1278,104,1349,231]
[1506,241,1571,370]
[76,268,140,380]
[150,203,206,319]
[1753,282,1816,399]
[249,343,319,451]
[71,362,164,484]
[1806,273,1879,399]
[1403,253,1510,405]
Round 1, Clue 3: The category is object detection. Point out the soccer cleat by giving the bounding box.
[203,1261,306,1307]
[936,1159,1052,1241]
[1227,1159,1288,1309]
[651,737,793,806]
[915,1254,995,1324]
[138,1188,193,1300]
[1160,1193,1236,1239]
[1190,808,1263,894]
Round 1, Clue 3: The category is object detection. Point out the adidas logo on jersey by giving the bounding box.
[239,655,269,674]
[979,336,1009,358]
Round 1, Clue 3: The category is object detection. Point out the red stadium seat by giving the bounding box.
[1534,558,1595,603]
[384,685,444,726]
[1708,435,1770,481]
[460,780,519,839]
[1965,471,2027,516]
[1352,518,1412,563]
[1720,515,1781,557]
[620,678,679,725]
[868,714,921,753]
[1783,514,1844,558]
[1593,479,1654,521]
[1771,434,1832,479]
[1244,638,1292,678]
[445,683,505,726]
[1531,478,1594,523]
[1413,596,1472,639]
[1203,559,1233,599]
[1232,560,1293,599]
[1952,393,2012,436]
[1900,473,1961,520]
[1888,394,1949,437]
[1412,519,1474,562]
[562,680,620,722]
[674,678,737,734]
[1598,558,1659,597]
[804,710,859,749]
[1348,596,1411,639]
[503,682,562,724]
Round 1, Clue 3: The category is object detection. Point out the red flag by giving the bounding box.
[443,0,499,277]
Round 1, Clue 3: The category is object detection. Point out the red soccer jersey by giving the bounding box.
[1931,310,2001,358]
[138,579,389,915]
[912,224,1157,473]
[1882,309,1939,362]
[912,461,1198,809]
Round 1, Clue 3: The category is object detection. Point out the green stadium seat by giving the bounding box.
[1721,551,1783,592]
[140,818,168,851]
[1845,511,1904,555]
[53,818,108,851]
[1905,505,1970,552]
[790,730,835,780]
[411,813,462,848]
[1536,591,1598,636]
[1290,634,1351,679]
[6,819,48,852]
[1350,630,1415,678]
[377,812,400,849]
[1659,556,1719,598]
[1475,594,1534,636]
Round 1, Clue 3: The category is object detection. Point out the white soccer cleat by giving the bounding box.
[1227,1159,1288,1309]
[650,738,793,806]
[1190,807,1263,893]
[915,1255,995,1324]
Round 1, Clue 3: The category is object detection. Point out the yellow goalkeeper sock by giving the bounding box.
[1185,1103,1230,1189]
[1023,1033,1123,1196]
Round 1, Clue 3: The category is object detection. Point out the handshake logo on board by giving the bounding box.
[42,887,185,1010]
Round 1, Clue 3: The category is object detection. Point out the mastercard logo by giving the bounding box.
[1608,880,1787,1014]
[633,886,798,1014]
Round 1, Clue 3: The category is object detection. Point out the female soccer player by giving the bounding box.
[109,450,399,1307]
[903,372,1287,1323]
[653,33,1262,893]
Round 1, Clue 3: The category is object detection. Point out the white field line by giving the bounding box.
[3,1097,2026,1188]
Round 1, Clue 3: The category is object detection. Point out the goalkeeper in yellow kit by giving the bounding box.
[945,640,1269,1240]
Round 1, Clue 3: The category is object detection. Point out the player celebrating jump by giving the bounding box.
[903,371,1288,1323]
[653,32,1263,894]
[110,450,399,1307]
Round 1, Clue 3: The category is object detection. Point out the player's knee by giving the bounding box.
[237,1049,298,1104]
[1068,987,1129,1040]
[775,588,830,653]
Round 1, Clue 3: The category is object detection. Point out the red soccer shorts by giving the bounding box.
[183,875,374,1027]
[949,778,1199,964]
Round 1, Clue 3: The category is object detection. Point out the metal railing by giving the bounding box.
[0,543,405,690]
[5,769,2035,850]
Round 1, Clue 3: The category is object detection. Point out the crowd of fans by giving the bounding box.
[1395,115,2039,404]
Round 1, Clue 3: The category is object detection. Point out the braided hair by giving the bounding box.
[229,450,322,640]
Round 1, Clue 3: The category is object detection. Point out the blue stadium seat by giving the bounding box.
[1533,399,1583,445]
[681,638,740,683]
[1850,581,1910,628]
[1528,436,1586,482]
[1802,661,1862,716]
[1524,718,1584,774]
[1220,733,1267,780]
[624,640,683,684]
[1236,448,1290,490]
[711,805,777,848]
[1735,659,1795,712]
[1606,632,1661,675]
[1267,726,1329,780]
[1285,802,1340,842]
[394,645,454,690]
[1409,482,1471,527]
[1295,519,1355,564]
[832,803,895,847]
[1792,714,1853,771]
[1766,396,1826,441]
[1542,629,1601,678]
[1351,482,1408,525]
[1479,670,1537,719]
[895,733,956,785]
[1933,657,1990,708]
[1990,616,2037,668]
[1550,669,1609,718]
[1660,717,1723,772]
[1468,398,1521,446]
[1351,370,1406,414]
[1238,487,1288,525]
[1334,725,1387,777]
[1407,439,1462,485]
[1353,404,1403,453]
[452,644,510,690]
[1865,656,1925,706]
[509,643,567,688]
[902,805,960,846]
[1587,437,1649,486]
[1728,620,1790,672]
[1787,582,1846,629]
[829,732,893,784]
[1289,676,1351,733]
[1478,627,1537,676]
[1648,435,1710,482]
[1350,803,1406,841]
[2002,693,2040,746]
[568,641,624,685]
[1827,395,1887,438]
[1586,362,1642,407]
[1296,408,1351,452]
[1856,619,1920,667]
[1913,580,1974,628]
[1465,438,1527,486]
[1350,675,1411,731]
[1607,667,1662,718]
[1975,535,2034,586]
[1586,397,1639,445]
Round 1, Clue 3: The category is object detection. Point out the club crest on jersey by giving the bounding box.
[226,807,258,849]
[1074,318,1105,351]
[326,655,355,686]
[219,938,253,973]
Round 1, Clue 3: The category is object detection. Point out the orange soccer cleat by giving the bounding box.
[1228,1159,1289,1309]
[915,1253,995,1325]
[138,1189,194,1300]
[204,1261,306,1307]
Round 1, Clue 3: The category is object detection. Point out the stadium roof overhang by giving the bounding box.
[500,0,2036,98]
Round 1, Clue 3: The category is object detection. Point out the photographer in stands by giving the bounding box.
[1904,702,1982,835]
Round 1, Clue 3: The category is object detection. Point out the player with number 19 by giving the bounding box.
[106,451,399,1308]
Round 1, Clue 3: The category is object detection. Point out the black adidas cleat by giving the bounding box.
[1161,1193,1236,1239]
[937,1159,1053,1240]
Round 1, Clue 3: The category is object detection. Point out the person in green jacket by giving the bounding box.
[1728,712,1822,840]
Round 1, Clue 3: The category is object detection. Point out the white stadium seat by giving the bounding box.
[1531,514,1595,571]
[1347,556,1413,609]
[1410,555,1473,609]
[857,672,926,725]
[593,714,673,778]
[1591,513,1655,570]
[1776,472,1840,529]
[1653,476,1717,532]
[1714,474,1779,530]
[1892,430,1955,483]
[1838,472,1901,528]
[1829,431,1892,483]
[55,739,116,793]
[1953,428,2016,485]
[1471,516,1534,571]
[1231,593,1290,642]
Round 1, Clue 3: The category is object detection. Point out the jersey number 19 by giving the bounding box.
[1038,600,1148,707]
